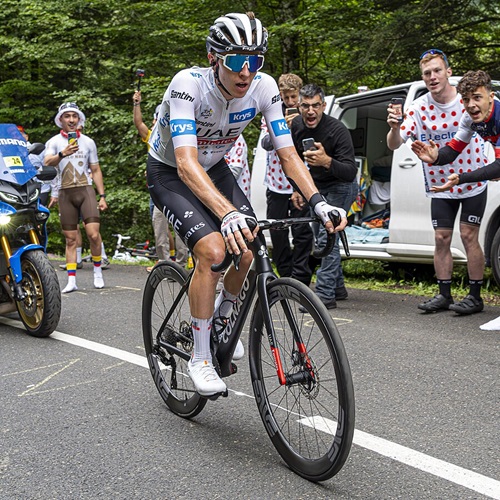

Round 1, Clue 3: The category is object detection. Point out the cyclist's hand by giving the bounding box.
[221,210,258,255]
[411,140,438,164]
[313,199,347,233]
[98,198,108,211]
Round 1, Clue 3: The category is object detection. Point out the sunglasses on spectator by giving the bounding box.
[299,102,323,110]
[419,49,449,67]
[216,53,265,73]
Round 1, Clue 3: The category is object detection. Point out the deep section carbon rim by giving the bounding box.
[249,278,354,481]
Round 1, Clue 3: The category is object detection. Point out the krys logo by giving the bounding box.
[229,108,256,123]
[170,119,196,137]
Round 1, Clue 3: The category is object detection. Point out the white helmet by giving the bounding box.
[206,13,268,54]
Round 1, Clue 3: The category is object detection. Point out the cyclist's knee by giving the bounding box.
[193,234,226,269]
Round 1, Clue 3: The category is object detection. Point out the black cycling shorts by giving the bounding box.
[431,188,487,229]
[146,156,256,250]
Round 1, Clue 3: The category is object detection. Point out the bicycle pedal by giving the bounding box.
[230,362,238,375]
[205,389,228,401]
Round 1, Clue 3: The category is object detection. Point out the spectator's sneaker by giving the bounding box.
[101,258,110,270]
[59,262,83,270]
[187,359,227,396]
[449,295,484,315]
[299,297,337,313]
[418,294,453,312]
[94,275,104,289]
[335,286,348,300]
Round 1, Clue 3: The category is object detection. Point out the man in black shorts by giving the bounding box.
[147,12,347,396]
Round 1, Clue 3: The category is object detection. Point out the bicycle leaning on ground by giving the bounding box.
[111,233,158,262]
[142,213,355,482]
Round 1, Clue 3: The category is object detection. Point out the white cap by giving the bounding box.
[54,102,86,128]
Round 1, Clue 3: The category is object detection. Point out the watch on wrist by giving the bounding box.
[58,151,65,159]
[99,194,106,199]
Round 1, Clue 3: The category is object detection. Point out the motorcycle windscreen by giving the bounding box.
[0,123,38,185]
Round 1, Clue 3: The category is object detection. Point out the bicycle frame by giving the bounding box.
[157,229,314,384]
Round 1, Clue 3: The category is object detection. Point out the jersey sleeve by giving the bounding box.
[257,74,294,151]
[452,112,475,145]
[167,70,200,150]
[87,137,99,165]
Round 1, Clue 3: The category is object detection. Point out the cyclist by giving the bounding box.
[147,12,347,397]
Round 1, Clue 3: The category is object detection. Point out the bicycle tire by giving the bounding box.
[248,278,355,481]
[142,261,207,418]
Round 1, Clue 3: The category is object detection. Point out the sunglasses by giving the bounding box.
[59,102,80,111]
[217,53,265,73]
[419,49,449,67]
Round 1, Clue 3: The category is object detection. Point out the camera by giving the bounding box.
[302,138,316,151]
[391,97,404,123]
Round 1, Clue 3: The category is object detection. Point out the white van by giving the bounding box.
[250,78,500,285]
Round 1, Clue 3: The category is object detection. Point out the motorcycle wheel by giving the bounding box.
[16,250,61,338]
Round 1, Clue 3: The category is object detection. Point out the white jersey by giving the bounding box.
[148,67,293,169]
[45,132,99,198]
[399,92,488,199]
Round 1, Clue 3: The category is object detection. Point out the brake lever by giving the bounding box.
[329,210,350,257]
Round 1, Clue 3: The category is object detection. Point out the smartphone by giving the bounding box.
[302,138,316,151]
[391,97,404,122]
[67,131,78,145]
[286,107,298,116]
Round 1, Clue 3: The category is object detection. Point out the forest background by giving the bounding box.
[1,0,499,253]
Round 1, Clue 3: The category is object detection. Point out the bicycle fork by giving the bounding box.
[257,275,315,387]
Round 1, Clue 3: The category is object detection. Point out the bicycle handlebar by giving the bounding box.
[211,211,350,273]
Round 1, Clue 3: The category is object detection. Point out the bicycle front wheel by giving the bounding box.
[249,278,355,481]
[142,261,207,418]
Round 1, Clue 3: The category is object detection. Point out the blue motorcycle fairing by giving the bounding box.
[9,244,44,283]
[0,200,16,215]
[0,124,38,185]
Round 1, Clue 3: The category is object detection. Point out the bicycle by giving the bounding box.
[112,233,158,262]
[142,214,355,482]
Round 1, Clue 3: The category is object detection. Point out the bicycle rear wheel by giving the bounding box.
[142,261,207,418]
[249,278,355,481]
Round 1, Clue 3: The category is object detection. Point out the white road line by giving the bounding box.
[2,317,499,498]
[299,416,500,499]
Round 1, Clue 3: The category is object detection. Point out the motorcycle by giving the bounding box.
[0,123,61,337]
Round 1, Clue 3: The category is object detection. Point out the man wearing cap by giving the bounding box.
[45,102,108,293]
[386,50,488,315]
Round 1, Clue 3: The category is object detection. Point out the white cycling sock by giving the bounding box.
[101,242,108,259]
[191,317,213,364]
[76,247,82,264]
[62,276,78,294]
[214,288,237,320]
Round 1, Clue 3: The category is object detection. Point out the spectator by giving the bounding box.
[45,102,108,293]
[260,73,314,285]
[387,50,488,315]
[291,84,358,309]
[133,90,188,269]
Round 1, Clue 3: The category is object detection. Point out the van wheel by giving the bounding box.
[489,227,500,287]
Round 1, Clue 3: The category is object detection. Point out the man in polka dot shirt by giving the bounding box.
[387,49,488,316]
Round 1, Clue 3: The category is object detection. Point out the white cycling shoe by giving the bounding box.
[232,339,244,360]
[187,359,227,396]
[94,275,104,289]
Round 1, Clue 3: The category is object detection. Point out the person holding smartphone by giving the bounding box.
[45,102,108,293]
[290,83,358,310]
[259,73,314,286]
[386,50,488,316]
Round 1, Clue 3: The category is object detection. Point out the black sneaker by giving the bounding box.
[299,297,337,313]
[335,286,348,300]
[449,295,484,315]
[418,294,453,312]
